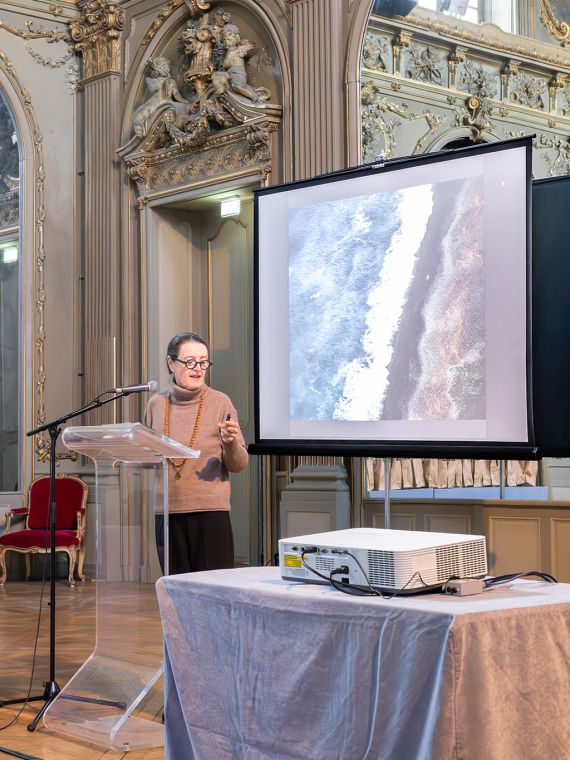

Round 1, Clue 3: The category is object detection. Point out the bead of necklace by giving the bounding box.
[164,391,204,479]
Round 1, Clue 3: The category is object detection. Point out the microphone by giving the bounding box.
[113,380,159,394]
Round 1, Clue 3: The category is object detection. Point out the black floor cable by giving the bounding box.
[0,748,43,760]
[484,570,557,587]
[0,531,52,760]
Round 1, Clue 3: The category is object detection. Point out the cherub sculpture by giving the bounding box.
[132,57,191,138]
[211,24,270,103]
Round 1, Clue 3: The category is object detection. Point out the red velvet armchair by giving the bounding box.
[0,474,88,586]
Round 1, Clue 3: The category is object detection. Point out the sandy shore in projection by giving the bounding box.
[381,175,486,421]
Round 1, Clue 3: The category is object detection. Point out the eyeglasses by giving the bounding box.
[173,358,213,370]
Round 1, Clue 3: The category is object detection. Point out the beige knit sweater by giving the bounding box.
[144,380,248,514]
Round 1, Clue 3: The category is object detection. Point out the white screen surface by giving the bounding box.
[256,142,531,449]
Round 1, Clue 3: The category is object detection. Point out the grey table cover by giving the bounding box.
[156,566,570,760]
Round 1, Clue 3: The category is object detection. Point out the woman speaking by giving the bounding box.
[145,331,248,574]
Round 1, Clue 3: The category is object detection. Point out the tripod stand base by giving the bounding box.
[0,696,44,709]
[27,681,60,732]
[0,681,59,732]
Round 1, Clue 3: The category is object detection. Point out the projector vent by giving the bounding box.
[435,541,487,581]
[315,556,336,575]
[366,550,396,588]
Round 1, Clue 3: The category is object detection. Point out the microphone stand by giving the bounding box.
[0,390,131,734]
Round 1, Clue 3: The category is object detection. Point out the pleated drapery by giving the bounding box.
[366,458,538,491]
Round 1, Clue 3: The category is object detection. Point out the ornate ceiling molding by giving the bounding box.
[393,11,570,71]
[540,0,570,44]
[71,0,125,81]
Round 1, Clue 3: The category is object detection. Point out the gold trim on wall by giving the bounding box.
[141,0,187,48]
[70,0,125,81]
[540,0,570,44]
[0,52,50,463]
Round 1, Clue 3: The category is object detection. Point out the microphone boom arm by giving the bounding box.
[27,391,131,437]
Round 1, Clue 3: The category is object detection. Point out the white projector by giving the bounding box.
[279,528,487,593]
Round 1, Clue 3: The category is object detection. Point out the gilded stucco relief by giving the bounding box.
[121,5,282,199]
[361,13,570,176]
[0,12,78,92]
[540,0,570,44]
[70,0,124,80]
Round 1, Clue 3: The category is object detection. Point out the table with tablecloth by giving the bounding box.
[156,566,570,760]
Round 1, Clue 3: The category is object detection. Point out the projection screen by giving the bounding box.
[253,137,536,457]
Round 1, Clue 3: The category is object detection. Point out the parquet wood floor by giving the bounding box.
[0,581,164,760]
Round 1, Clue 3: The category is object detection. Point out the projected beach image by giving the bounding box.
[289,176,486,421]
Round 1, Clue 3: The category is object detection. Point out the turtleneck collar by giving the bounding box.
[169,377,206,404]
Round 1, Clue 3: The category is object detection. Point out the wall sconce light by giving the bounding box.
[220,196,241,218]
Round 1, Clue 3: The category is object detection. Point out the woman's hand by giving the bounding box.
[218,415,240,444]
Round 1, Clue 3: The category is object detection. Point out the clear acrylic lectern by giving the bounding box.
[43,422,199,751]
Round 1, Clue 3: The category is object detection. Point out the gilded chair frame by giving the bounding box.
[0,473,88,586]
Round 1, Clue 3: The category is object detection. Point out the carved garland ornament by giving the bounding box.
[0,17,75,75]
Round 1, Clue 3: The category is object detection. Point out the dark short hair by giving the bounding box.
[166,332,209,373]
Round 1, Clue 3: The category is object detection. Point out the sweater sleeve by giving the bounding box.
[222,436,249,473]
[219,398,249,473]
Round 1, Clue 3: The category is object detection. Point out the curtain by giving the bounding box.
[366,459,539,491]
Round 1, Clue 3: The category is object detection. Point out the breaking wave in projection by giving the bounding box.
[288,184,433,421]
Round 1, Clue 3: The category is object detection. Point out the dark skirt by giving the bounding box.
[155,510,234,575]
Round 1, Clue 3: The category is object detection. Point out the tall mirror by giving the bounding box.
[0,91,20,493]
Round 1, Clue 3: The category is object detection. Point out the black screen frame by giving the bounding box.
[531,173,570,457]
[252,136,537,459]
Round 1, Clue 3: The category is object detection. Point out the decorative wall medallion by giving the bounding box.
[362,32,388,72]
[455,94,494,141]
[460,62,497,100]
[535,132,570,176]
[511,72,546,110]
[406,44,443,84]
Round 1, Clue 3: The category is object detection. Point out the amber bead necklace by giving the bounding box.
[164,391,205,479]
